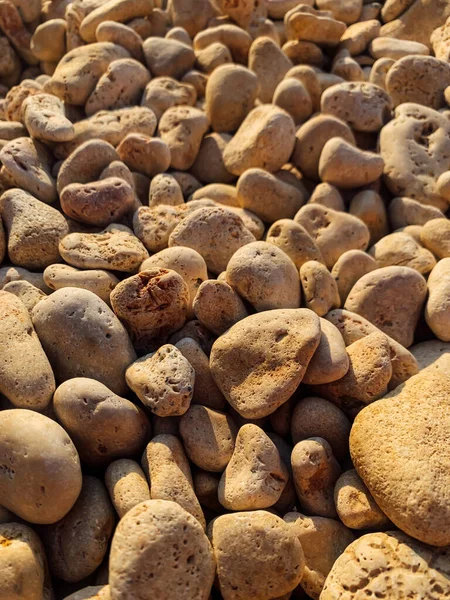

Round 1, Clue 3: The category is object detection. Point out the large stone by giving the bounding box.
[321,531,450,599]
[350,365,450,546]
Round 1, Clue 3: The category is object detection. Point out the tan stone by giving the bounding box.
[105,459,150,518]
[210,309,320,418]
[284,512,355,600]
[321,532,450,599]
[350,365,450,546]
[109,500,215,600]
[295,204,370,269]
[334,469,389,529]
[226,241,301,311]
[142,435,205,528]
[303,319,349,385]
[218,424,288,510]
[209,511,304,600]
[344,266,427,347]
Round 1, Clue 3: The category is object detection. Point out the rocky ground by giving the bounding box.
[0,0,450,599]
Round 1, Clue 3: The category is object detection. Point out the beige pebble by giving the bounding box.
[303,318,349,385]
[143,435,205,528]
[96,20,143,61]
[109,499,215,600]
[369,36,429,60]
[79,0,153,43]
[291,396,351,461]
[339,19,380,55]
[0,522,52,600]
[141,76,197,121]
[44,476,114,582]
[237,168,304,223]
[425,258,450,341]
[0,290,55,410]
[295,204,370,269]
[321,531,450,599]
[312,332,392,417]
[219,424,288,511]
[193,470,222,512]
[105,459,150,518]
[319,137,384,188]
[0,409,81,524]
[31,18,67,62]
[388,196,444,229]
[60,177,134,227]
[85,58,150,117]
[206,64,259,133]
[266,219,325,269]
[53,377,149,467]
[308,182,345,211]
[56,139,120,193]
[210,309,320,418]
[23,92,74,142]
[349,189,389,245]
[1,188,68,270]
[300,261,340,317]
[248,36,292,103]
[369,56,394,90]
[180,404,237,472]
[331,249,377,303]
[344,266,427,347]
[117,134,171,179]
[209,510,304,600]
[291,437,341,518]
[316,0,362,23]
[334,469,389,529]
[193,24,252,65]
[285,6,346,45]
[379,103,450,211]
[0,137,56,203]
[284,512,355,600]
[111,269,189,353]
[421,217,450,259]
[126,344,194,416]
[169,206,255,274]
[386,55,450,108]
[195,42,232,73]
[158,105,209,171]
[59,224,148,272]
[193,279,248,336]
[191,133,235,184]
[369,231,436,275]
[2,280,46,314]
[350,364,450,546]
[149,173,183,207]
[43,264,119,305]
[143,37,196,79]
[32,287,136,395]
[321,81,392,132]
[223,104,296,176]
[326,308,419,390]
[226,241,301,311]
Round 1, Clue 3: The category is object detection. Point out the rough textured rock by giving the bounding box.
[350,365,450,546]
[210,309,321,418]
